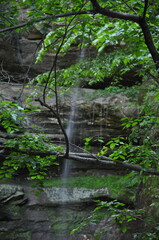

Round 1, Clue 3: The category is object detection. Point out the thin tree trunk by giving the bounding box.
[139,18,159,72]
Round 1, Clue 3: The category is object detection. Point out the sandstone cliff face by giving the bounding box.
[0,32,138,240]
[0,32,141,87]
[0,83,137,148]
[0,33,96,83]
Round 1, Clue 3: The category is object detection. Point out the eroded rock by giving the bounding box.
[0,184,24,204]
[44,187,109,204]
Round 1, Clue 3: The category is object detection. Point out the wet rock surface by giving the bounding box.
[0,83,135,148]
[0,183,125,240]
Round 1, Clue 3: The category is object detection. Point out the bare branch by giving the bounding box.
[143,0,149,18]
[68,153,159,176]
[39,9,85,158]
[35,98,57,117]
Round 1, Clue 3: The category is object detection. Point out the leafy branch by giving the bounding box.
[0,10,94,33]
[35,10,84,158]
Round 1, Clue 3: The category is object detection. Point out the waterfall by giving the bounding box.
[55,48,87,238]
[62,47,86,179]
[61,88,78,178]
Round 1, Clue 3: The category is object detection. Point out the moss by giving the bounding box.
[52,222,68,231]
[0,231,31,240]
[43,174,139,201]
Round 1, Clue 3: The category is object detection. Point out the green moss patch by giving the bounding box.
[43,174,139,201]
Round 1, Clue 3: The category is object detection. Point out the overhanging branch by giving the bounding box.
[90,0,140,23]
[0,10,94,33]
[89,0,159,72]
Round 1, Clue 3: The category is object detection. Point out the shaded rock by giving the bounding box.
[94,216,133,240]
[22,185,109,206]
[24,209,49,221]
[0,184,24,204]
[0,34,96,82]
[44,187,109,204]
[0,179,137,240]
[0,83,136,148]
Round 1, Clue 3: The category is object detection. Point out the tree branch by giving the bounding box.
[35,97,69,158]
[68,153,159,176]
[143,0,149,18]
[37,16,78,158]
[90,0,140,23]
[0,10,94,33]
[89,0,159,72]
[139,18,159,71]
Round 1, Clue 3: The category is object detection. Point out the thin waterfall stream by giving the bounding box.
[57,48,87,239]
[62,47,86,180]
[62,87,78,179]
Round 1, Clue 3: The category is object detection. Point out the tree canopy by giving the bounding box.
[1,0,159,71]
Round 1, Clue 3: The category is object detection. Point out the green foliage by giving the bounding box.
[1,1,159,238]
[90,85,159,238]
[5,132,58,151]
[84,137,104,151]
[0,102,64,180]
[71,199,143,235]
[57,50,143,87]
[98,135,158,169]
[3,0,156,92]
[1,0,159,72]
[25,0,158,72]
[0,1,19,30]
[0,101,41,133]
[0,101,26,133]
[32,47,155,93]
[84,137,92,151]
[94,200,143,233]
[97,84,159,170]
[0,132,62,180]
[70,177,159,239]
[78,85,159,239]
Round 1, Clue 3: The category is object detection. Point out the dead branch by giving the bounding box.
[68,153,159,176]
[1,144,159,176]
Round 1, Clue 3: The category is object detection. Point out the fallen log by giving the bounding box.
[1,145,159,176]
[68,154,159,176]
[69,152,113,161]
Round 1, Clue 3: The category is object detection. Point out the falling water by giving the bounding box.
[57,48,87,239]
[62,47,87,179]
[61,87,78,178]
[99,98,103,137]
